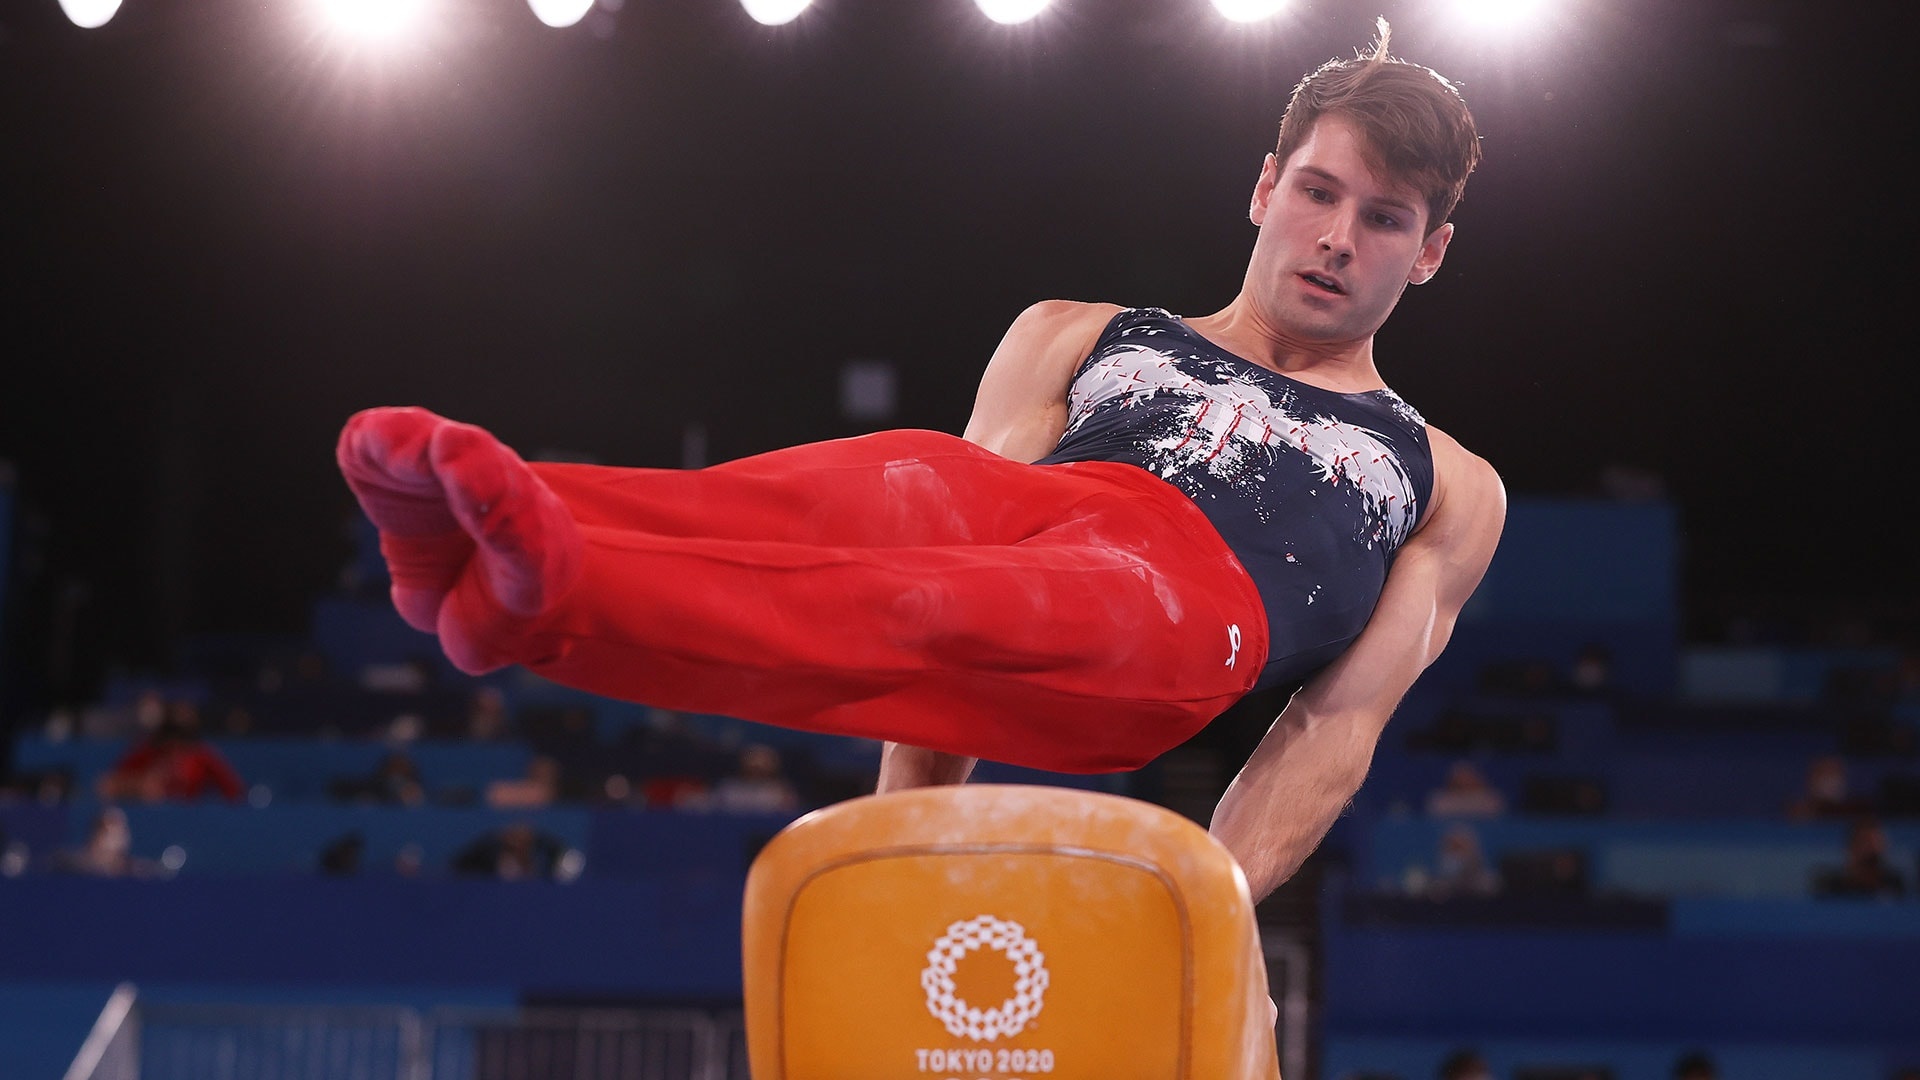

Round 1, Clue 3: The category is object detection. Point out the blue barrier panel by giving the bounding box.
[1606,753,1816,818]
[15,736,534,802]
[1323,890,1920,1043]
[1465,500,1678,626]
[1321,1036,1889,1080]
[1672,898,1920,940]
[0,875,744,998]
[586,808,799,881]
[1358,817,1920,898]
[1681,646,1904,705]
[0,804,71,858]
[56,802,592,877]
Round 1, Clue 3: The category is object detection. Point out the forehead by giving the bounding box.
[1280,115,1422,205]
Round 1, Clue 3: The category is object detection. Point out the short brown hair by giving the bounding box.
[1274,18,1482,235]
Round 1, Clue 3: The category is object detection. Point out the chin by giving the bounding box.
[1280,314,1357,345]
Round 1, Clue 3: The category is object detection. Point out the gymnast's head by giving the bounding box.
[1272,18,1482,241]
[1239,20,1482,344]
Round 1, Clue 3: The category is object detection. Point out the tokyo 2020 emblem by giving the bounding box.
[920,915,1049,1041]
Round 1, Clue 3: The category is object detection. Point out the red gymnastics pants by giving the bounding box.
[344,415,1269,773]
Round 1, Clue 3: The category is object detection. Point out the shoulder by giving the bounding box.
[967,300,1127,460]
[978,299,1127,393]
[1001,299,1126,352]
[1415,423,1506,548]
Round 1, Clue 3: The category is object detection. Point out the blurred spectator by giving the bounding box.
[1412,824,1501,899]
[318,830,366,876]
[49,807,165,878]
[467,687,512,741]
[331,752,427,806]
[1409,707,1555,754]
[78,686,167,741]
[1568,642,1619,700]
[96,702,244,804]
[1476,658,1563,698]
[622,710,732,808]
[1788,755,1871,821]
[709,744,803,814]
[360,657,433,694]
[252,650,329,695]
[1813,817,1908,899]
[1672,1051,1717,1080]
[1425,761,1507,819]
[1438,1048,1495,1080]
[642,774,712,809]
[395,843,425,878]
[487,756,562,809]
[524,703,598,755]
[1519,773,1608,817]
[0,766,72,805]
[451,822,579,882]
[218,704,255,737]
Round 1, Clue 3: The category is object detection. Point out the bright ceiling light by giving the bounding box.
[58,0,123,29]
[975,0,1050,26]
[316,0,432,42]
[741,0,811,26]
[1452,0,1551,31]
[528,0,596,29]
[1212,0,1287,23]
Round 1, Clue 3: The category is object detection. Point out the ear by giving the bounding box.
[1408,221,1454,285]
[1249,153,1280,227]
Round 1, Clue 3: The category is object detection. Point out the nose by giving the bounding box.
[1318,209,1358,262]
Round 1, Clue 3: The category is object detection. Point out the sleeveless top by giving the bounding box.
[1037,307,1436,693]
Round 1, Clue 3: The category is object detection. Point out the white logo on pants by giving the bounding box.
[1225,624,1242,669]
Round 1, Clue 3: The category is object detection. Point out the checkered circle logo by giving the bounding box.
[920,915,1049,1041]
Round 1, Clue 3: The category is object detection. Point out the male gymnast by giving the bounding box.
[336,22,1505,906]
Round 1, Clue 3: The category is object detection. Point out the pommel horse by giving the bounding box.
[742,784,1283,1078]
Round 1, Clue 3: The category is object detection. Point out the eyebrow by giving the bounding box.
[1293,164,1420,216]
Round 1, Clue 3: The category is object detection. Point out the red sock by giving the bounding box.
[335,408,583,667]
[336,407,474,633]
[428,420,583,673]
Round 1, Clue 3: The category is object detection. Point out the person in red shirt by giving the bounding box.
[97,702,245,804]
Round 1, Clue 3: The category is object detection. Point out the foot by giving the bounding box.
[336,407,474,633]
[336,407,584,673]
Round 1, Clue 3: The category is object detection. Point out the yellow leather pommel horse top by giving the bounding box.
[741,784,1283,1079]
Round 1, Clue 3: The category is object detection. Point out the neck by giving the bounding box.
[1185,293,1385,392]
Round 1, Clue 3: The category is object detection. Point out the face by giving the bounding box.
[1246,115,1453,345]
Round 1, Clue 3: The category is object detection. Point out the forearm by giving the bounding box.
[876,742,978,793]
[1208,703,1376,903]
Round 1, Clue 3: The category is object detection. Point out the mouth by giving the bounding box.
[1298,271,1345,295]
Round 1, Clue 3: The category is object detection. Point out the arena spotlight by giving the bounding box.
[316,0,432,42]
[57,0,122,29]
[975,0,1050,26]
[1451,0,1551,32]
[741,0,811,26]
[528,0,595,29]
[1212,0,1287,22]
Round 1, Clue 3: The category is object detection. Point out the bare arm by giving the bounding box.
[875,300,1120,794]
[1209,429,1506,901]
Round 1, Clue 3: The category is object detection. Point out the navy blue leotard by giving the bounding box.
[1038,307,1436,693]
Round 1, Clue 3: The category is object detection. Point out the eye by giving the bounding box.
[1303,186,1332,203]
[1369,212,1403,229]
